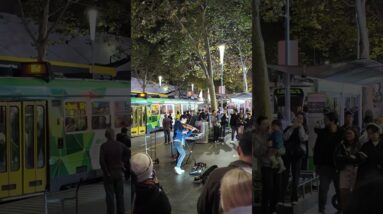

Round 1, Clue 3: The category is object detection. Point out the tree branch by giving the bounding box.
[46,0,72,39]
[173,13,210,78]
[17,0,37,43]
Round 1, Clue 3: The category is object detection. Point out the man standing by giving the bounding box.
[230,109,239,142]
[162,115,172,144]
[197,131,252,214]
[342,111,360,133]
[314,112,343,214]
[100,128,130,214]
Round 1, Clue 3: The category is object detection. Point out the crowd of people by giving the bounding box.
[97,107,383,214]
[253,111,383,214]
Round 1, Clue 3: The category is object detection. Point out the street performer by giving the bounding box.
[173,115,197,174]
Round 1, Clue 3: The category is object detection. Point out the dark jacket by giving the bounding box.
[133,179,171,214]
[334,141,361,170]
[99,140,129,176]
[357,140,383,183]
[116,133,131,148]
[313,127,343,167]
[197,160,252,214]
[230,113,239,127]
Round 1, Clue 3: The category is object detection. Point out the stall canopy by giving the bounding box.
[268,59,383,85]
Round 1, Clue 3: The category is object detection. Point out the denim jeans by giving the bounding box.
[104,170,125,214]
[174,140,186,168]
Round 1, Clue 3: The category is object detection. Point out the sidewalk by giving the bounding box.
[0,181,131,214]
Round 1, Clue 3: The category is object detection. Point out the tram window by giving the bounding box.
[10,106,20,171]
[151,104,160,115]
[167,105,173,115]
[160,105,166,115]
[114,101,129,128]
[0,106,6,172]
[92,102,111,130]
[25,105,34,169]
[64,102,88,132]
[36,106,45,168]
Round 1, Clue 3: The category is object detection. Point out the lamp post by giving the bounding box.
[88,8,98,75]
[218,44,225,112]
[158,75,162,87]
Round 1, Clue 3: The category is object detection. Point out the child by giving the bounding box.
[270,119,286,173]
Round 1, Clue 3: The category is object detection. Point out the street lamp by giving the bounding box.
[88,7,98,74]
[218,44,225,112]
[158,75,162,87]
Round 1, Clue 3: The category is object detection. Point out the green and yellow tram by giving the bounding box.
[131,92,203,137]
[0,56,129,201]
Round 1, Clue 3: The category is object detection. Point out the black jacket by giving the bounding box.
[197,160,252,214]
[313,127,343,167]
[133,180,171,214]
[357,140,383,183]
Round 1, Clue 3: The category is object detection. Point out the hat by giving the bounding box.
[367,123,383,134]
[131,153,153,182]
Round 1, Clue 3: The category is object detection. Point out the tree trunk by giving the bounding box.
[252,0,272,119]
[237,43,248,93]
[36,0,50,61]
[355,0,369,59]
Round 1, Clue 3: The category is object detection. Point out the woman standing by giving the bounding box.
[281,112,309,204]
[334,127,361,213]
[173,115,195,174]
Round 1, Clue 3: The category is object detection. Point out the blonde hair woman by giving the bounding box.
[220,167,252,214]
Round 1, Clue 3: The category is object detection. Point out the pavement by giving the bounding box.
[0,181,132,214]
[0,130,338,214]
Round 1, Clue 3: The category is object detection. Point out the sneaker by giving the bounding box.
[180,168,185,173]
[174,167,182,175]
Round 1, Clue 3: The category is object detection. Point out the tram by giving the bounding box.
[131,92,203,137]
[0,56,129,200]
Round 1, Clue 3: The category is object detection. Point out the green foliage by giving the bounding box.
[132,0,252,94]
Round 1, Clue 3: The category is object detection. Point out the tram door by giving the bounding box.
[137,106,146,135]
[131,106,138,136]
[22,101,47,194]
[0,103,22,198]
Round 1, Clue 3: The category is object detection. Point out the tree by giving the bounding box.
[17,0,76,61]
[252,0,272,119]
[16,0,131,62]
[355,0,369,59]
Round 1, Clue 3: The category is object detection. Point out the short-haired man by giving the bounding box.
[314,112,343,214]
[197,130,252,214]
[100,128,130,214]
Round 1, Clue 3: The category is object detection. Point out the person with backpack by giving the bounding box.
[280,112,309,205]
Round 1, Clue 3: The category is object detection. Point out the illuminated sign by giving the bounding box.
[20,62,49,76]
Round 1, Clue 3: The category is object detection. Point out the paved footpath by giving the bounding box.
[0,181,131,214]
